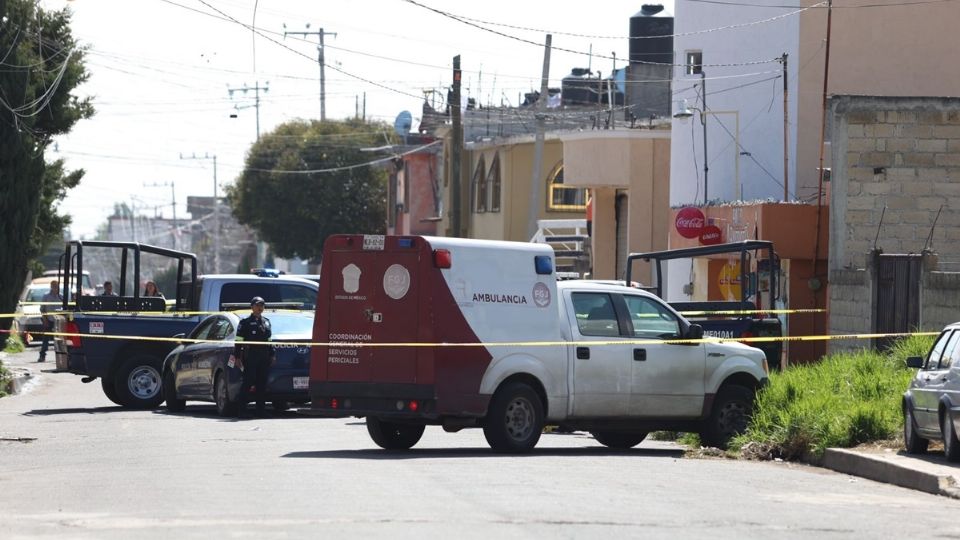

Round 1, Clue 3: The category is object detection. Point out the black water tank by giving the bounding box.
[629,4,673,66]
[562,68,600,106]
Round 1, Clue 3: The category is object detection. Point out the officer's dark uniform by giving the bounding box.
[234,297,274,416]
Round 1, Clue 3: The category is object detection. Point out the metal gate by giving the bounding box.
[615,193,628,279]
[874,254,921,351]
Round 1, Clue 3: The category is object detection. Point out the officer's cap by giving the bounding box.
[250,296,266,306]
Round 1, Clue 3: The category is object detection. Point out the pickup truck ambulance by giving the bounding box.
[310,235,769,453]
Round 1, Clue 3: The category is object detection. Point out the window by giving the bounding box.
[572,292,621,337]
[279,284,317,310]
[189,318,219,340]
[209,318,234,341]
[219,282,317,310]
[940,331,960,370]
[623,295,681,339]
[685,50,702,75]
[488,153,501,212]
[546,162,587,212]
[473,156,487,213]
[926,331,952,370]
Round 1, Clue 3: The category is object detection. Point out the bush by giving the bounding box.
[729,336,933,461]
[4,333,25,354]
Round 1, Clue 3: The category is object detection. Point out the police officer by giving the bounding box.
[232,296,275,417]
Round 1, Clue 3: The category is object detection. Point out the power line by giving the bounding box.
[683,0,958,7]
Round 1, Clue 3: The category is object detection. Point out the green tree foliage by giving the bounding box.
[228,119,392,260]
[0,1,92,331]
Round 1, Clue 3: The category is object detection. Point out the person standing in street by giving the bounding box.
[38,280,62,363]
[230,296,275,417]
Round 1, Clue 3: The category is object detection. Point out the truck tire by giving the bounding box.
[113,355,164,409]
[482,382,544,453]
[366,417,425,450]
[942,409,960,463]
[163,370,186,412]
[903,402,928,454]
[101,377,124,406]
[215,372,239,417]
[591,431,648,449]
[700,384,753,449]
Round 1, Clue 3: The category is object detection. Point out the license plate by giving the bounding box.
[362,235,385,250]
[293,376,309,390]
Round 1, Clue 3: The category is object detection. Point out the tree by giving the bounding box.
[227,119,392,261]
[0,1,92,333]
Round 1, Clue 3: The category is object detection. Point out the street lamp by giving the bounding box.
[674,80,741,201]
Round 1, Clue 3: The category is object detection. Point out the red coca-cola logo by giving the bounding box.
[699,225,723,245]
[675,207,705,238]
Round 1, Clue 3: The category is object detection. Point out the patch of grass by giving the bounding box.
[0,359,10,398]
[729,335,932,461]
[4,333,25,354]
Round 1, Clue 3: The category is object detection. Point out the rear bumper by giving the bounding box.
[310,382,438,418]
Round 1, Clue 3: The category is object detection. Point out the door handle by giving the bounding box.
[576,347,590,360]
[633,348,646,361]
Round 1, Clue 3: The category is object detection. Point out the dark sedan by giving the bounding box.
[162,310,314,416]
[903,322,960,461]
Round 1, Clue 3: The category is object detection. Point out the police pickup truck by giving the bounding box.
[309,235,768,453]
[53,241,318,408]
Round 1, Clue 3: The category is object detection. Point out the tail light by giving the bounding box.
[738,330,754,347]
[65,321,82,348]
[433,249,452,269]
[330,398,339,409]
[408,400,419,412]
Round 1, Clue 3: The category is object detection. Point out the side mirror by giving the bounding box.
[906,356,924,369]
[173,332,186,344]
[686,324,704,341]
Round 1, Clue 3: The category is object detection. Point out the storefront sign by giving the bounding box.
[675,207,705,239]
[699,225,723,245]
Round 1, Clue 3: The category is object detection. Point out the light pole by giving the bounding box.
[179,153,220,273]
[228,82,269,141]
[283,24,337,121]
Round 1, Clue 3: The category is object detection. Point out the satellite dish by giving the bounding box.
[394,110,413,137]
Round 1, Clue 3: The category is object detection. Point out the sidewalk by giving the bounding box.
[0,349,42,396]
[821,445,960,499]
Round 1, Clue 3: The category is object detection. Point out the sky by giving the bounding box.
[41,0,675,239]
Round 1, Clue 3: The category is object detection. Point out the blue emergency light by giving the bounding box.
[398,238,414,248]
[534,255,553,275]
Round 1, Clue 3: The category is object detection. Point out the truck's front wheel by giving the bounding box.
[366,417,425,450]
[101,377,123,406]
[114,355,164,409]
[591,431,648,449]
[483,382,544,453]
[700,384,754,449]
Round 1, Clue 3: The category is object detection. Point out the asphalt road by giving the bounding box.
[3,348,960,539]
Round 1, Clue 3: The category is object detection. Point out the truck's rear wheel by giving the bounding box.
[163,370,186,412]
[591,431,648,449]
[483,382,544,453]
[101,377,123,406]
[700,384,754,449]
[366,417,425,450]
[113,355,164,409]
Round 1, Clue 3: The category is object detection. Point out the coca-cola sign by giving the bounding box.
[699,225,723,245]
[675,207,705,238]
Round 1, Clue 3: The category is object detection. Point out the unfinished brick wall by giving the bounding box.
[829,96,960,351]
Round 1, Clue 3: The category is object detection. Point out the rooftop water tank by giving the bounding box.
[629,4,674,66]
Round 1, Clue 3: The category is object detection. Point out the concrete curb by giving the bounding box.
[822,448,960,499]
[3,367,34,396]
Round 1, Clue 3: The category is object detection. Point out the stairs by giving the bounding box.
[530,219,591,279]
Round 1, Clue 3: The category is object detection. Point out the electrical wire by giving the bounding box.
[683,0,958,7]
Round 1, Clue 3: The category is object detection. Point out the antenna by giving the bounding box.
[924,204,944,252]
[872,204,887,252]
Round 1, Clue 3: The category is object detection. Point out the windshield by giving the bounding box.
[25,288,48,302]
[233,311,315,337]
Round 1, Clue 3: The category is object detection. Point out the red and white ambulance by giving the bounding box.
[310,235,768,453]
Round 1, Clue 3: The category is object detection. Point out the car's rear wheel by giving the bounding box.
[215,372,238,417]
[113,355,164,409]
[903,402,928,454]
[101,377,123,406]
[163,370,186,412]
[591,431,648,449]
[366,417,425,450]
[942,409,960,462]
[700,384,753,449]
[483,382,544,453]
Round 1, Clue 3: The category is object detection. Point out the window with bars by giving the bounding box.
[488,153,501,212]
[472,156,487,213]
[685,50,702,75]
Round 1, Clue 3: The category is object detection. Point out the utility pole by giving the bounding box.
[179,153,220,273]
[781,52,789,201]
[451,55,463,238]
[700,71,709,202]
[228,82,269,141]
[610,51,617,129]
[526,34,552,241]
[283,24,337,121]
[144,181,178,250]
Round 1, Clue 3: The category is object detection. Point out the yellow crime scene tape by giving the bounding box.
[1,328,939,349]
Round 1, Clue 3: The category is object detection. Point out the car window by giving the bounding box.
[209,318,234,341]
[926,331,953,370]
[622,295,681,339]
[940,331,960,370]
[189,318,218,340]
[268,313,315,335]
[279,284,318,310]
[571,292,621,337]
[26,288,47,302]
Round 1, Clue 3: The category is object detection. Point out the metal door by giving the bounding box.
[874,254,921,351]
[615,193,628,279]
